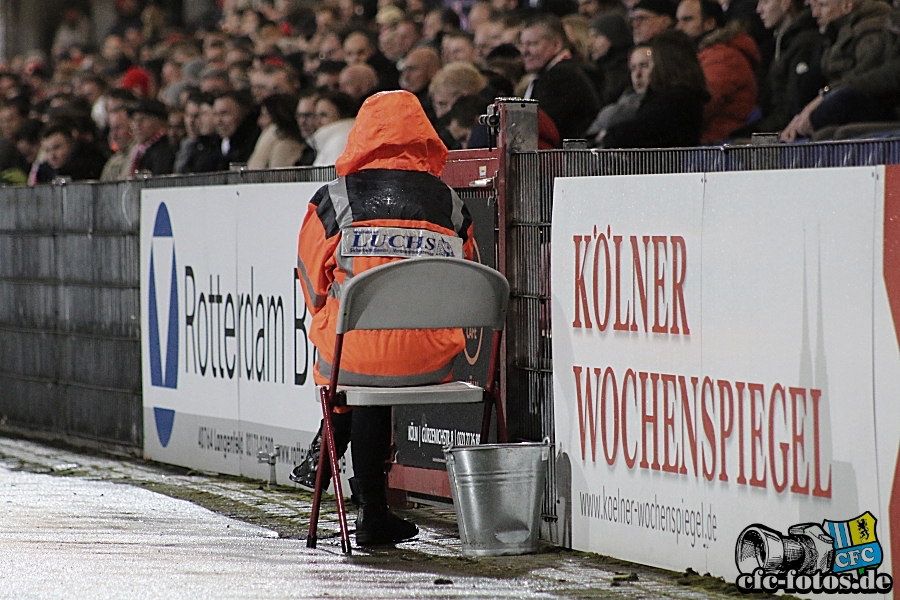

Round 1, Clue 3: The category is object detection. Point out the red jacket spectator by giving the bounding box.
[698,22,760,143]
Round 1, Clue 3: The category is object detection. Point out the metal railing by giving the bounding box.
[0,167,335,452]
[501,139,900,530]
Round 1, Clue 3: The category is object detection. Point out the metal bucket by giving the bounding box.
[444,440,551,556]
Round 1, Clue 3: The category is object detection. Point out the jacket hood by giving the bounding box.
[335,90,448,177]
[699,22,761,68]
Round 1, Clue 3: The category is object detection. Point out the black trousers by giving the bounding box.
[811,87,896,130]
[349,406,392,480]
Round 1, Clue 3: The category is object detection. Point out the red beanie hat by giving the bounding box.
[121,66,152,98]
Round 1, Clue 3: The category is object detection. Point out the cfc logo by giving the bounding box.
[734,512,893,594]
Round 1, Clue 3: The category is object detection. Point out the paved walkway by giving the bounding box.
[0,437,750,599]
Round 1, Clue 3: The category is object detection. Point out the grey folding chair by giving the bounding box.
[306,257,510,554]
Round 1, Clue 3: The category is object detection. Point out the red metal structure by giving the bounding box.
[386,99,539,501]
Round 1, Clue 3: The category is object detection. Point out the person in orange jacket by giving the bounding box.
[291,90,475,546]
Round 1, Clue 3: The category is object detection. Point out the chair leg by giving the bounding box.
[481,329,508,444]
[480,391,508,444]
[494,392,508,443]
[480,399,492,443]
[306,388,333,549]
[306,429,327,548]
[320,392,352,554]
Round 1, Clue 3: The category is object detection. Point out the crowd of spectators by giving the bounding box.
[0,0,898,185]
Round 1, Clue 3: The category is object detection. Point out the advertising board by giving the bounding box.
[552,166,899,596]
[141,183,325,483]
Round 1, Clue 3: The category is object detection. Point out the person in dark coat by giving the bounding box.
[398,46,443,122]
[175,92,222,174]
[127,98,176,177]
[0,131,29,185]
[213,90,260,169]
[342,30,400,92]
[754,0,821,133]
[818,8,900,136]
[631,0,677,44]
[603,29,711,148]
[587,44,651,146]
[521,13,601,139]
[589,12,635,106]
[780,0,894,141]
[33,123,107,184]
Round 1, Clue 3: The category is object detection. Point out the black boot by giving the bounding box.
[290,412,352,491]
[349,476,418,546]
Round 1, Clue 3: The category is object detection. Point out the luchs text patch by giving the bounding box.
[341,227,464,258]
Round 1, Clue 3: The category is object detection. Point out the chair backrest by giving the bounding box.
[335,257,509,334]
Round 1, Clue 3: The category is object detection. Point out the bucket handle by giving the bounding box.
[443,440,455,466]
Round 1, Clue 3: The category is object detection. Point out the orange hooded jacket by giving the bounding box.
[297,90,476,386]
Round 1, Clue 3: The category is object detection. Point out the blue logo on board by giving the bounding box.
[153,407,175,448]
[148,203,179,449]
[148,203,179,389]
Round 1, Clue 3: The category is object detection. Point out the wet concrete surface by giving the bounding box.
[0,437,756,599]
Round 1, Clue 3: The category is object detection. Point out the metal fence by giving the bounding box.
[3,138,900,461]
[502,139,900,530]
[0,167,334,452]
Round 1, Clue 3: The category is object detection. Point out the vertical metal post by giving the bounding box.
[257,445,282,485]
[496,98,539,156]
[490,99,538,441]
